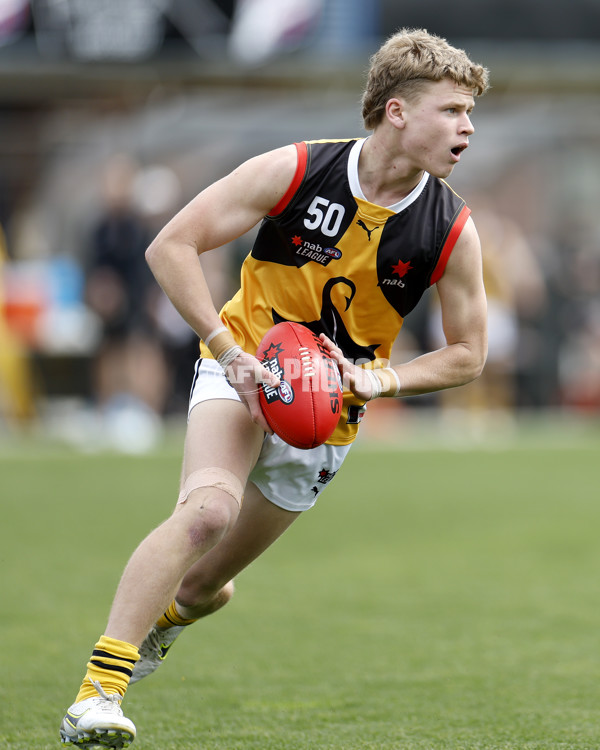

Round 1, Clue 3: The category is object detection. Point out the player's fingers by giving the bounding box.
[238,390,274,434]
[257,363,280,388]
[319,333,349,370]
[318,332,370,398]
[229,353,279,390]
[341,369,355,391]
[250,405,274,435]
[319,332,342,357]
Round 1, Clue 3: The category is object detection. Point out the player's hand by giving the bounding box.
[319,334,376,401]
[225,351,280,433]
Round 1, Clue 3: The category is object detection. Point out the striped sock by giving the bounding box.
[156,600,198,629]
[76,635,139,702]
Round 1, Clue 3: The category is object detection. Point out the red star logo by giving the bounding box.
[391,259,413,278]
[291,235,303,246]
[263,342,283,360]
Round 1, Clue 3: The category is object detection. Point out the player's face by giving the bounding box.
[400,78,476,179]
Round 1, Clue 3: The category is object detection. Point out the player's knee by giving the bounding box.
[183,493,238,551]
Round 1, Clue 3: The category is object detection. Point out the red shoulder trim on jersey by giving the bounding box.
[268,141,308,217]
[429,205,471,286]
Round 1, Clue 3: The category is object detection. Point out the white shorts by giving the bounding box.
[188,358,352,512]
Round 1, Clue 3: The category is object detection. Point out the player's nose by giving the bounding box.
[461,113,474,135]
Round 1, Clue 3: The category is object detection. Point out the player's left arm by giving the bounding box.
[323,216,488,399]
[416,215,488,392]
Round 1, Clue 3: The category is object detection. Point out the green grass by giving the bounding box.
[2,424,600,749]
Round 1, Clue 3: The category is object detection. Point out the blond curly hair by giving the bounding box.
[361,28,490,131]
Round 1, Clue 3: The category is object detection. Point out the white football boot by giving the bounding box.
[129,624,184,685]
[60,680,135,748]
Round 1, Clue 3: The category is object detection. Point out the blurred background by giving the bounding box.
[0,0,599,453]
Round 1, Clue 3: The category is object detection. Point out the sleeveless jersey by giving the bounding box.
[206,138,471,445]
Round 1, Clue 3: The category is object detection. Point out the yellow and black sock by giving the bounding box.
[76,635,139,702]
[156,600,198,629]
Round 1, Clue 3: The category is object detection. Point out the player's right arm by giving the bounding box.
[146,144,297,339]
[145,144,298,429]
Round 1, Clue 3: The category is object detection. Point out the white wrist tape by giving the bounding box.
[364,369,382,399]
[364,367,401,399]
[204,325,228,349]
[217,345,243,370]
[384,367,402,396]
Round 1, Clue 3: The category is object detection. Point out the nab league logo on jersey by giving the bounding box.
[291,235,342,266]
[261,342,295,405]
[381,258,413,288]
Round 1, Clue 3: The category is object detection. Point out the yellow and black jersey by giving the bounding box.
[208,137,471,444]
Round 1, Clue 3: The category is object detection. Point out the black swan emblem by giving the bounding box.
[272,276,380,363]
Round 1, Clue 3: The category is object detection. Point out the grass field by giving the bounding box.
[1,419,600,749]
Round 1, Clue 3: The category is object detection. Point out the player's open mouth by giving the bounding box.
[451,144,468,160]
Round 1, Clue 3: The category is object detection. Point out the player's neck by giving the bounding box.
[358,134,424,207]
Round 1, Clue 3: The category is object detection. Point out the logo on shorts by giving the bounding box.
[311,467,337,497]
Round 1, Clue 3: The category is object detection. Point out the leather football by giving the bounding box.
[257,322,343,449]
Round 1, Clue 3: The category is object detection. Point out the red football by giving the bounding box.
[257,322,343,449]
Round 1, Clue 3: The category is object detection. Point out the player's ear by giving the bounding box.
[385,98,406,129]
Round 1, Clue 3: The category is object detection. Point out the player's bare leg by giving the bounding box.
[61,400,264,746]
[104,399,264,647]
[177,480,301,614]
[131,481,301,683]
